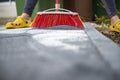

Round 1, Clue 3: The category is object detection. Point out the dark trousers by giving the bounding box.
[23,0,38,17]
[101,0,117,17]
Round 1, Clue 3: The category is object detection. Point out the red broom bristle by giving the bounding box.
[32,13,84,29]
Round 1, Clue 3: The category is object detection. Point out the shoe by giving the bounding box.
[109,20,120,33]
[6,16,31,29]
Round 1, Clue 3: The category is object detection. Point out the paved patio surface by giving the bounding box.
[0,23,120,80]
[0,25,6,30]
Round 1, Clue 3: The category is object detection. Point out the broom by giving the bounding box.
[31,0,85,29]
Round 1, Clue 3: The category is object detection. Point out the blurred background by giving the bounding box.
[0,0,120,25]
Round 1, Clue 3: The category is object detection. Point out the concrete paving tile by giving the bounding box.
[0,23,120,80]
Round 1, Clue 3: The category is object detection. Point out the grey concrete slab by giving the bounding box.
[0,23,120,80]
[0,25,6,30]
[85,23,120,79]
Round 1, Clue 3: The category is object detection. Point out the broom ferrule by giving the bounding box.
[55,0,60,11]
[55,4,60,10]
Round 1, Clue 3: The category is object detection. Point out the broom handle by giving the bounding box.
[55,0,60,10]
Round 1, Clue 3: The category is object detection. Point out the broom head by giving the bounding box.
[31,8,85,29]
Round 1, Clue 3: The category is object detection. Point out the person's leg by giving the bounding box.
[101,0,120,32]
[101,0,119,25]
[22,0,38,20]
[6,0,38,29]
